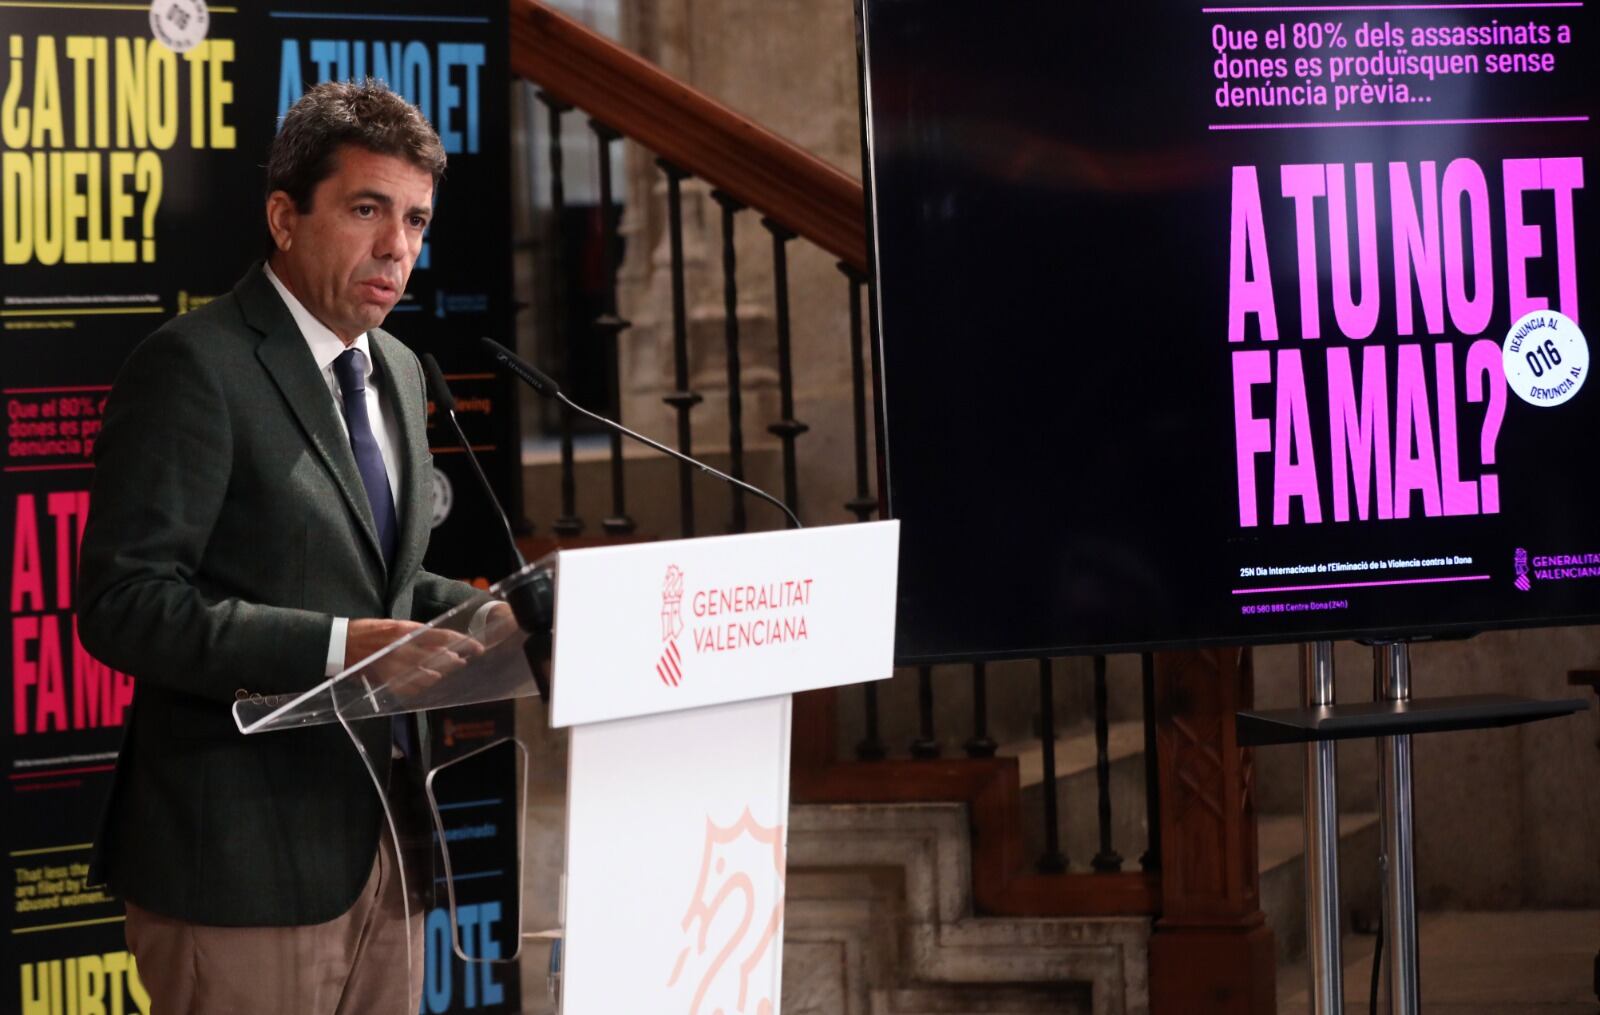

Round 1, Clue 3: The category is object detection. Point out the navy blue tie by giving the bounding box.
[331,348,399,569]
[331,348,412,757]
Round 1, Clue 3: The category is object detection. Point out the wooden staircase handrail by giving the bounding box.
[509,0,869,270]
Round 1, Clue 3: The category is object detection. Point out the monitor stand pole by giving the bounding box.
[1303,640,1344,1015]
[1375,641,1421,1015]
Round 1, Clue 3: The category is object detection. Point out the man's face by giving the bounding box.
[266,145,434,343]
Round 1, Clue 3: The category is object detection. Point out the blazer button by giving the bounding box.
[234,689,250,701]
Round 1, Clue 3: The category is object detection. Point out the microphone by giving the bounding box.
[478,337,802,531]
[422,354,523,569]
[421,354,552,700]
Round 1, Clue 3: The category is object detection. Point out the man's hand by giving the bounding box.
[346,618,485,700]
[469,601,522,647]
[345,619,425,668]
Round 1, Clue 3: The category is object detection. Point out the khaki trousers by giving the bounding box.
[123,829,423,1015]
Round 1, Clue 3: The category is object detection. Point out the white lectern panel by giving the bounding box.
[552,520,898,1014]
[548,521,898,728]
[563,695,791,1014]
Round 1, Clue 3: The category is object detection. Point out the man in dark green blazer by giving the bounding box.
[77,81,485,1013]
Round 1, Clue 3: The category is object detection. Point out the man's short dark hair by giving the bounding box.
[267,80,447,211]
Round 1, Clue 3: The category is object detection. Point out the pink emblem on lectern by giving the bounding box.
[658,565,685,686]
[665,808,786,1015]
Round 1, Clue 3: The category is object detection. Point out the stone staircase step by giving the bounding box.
[786,803,1150,1015]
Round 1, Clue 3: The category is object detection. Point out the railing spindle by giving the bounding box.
[1092,654,1124,872]
[840,263,875,521]
[539,91,582,537]
[658,160,702,538]
[965,662,996,758]
[1037,658,1067,873]
[857,680,886,761]
[762,218,808,517]
[838,261,881,759]
[1140,651,1161,872]
[711,190,747,534]
[910,665,940,759]
[590,119,634,534]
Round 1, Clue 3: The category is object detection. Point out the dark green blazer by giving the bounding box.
[77,262,477,926]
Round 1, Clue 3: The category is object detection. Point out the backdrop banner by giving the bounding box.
[1,3,519,1012]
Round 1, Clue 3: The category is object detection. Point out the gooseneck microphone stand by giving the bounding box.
[421,354,553,699]
[478,337,801,532]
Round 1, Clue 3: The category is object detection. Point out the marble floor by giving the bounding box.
[1276,910,1600,1014]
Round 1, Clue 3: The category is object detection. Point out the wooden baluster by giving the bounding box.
[965,662,997,758]
[1037,658,1066,873]
[840,263,875,521]
[657,159,702,538]
[538,91,582,538]
[589,119,634,535]
[1140,651,1161,872]
[711,190,748,534]
[910,666,940,759]
[762,218,807,518]
[1091,655,1123,873]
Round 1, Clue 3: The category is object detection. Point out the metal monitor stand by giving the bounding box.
[1302,640,1344,1014]
[1254,641,1588,1015]
[1302,640,1419,1015]
[1374,642,1421,1015]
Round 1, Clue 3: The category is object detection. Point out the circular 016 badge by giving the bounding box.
[1502,309,1588,408]
[150,0,208,53]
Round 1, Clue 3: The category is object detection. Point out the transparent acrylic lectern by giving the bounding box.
[232,559,554,1005]
[231,520,901,1014]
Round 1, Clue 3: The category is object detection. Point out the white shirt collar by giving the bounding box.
[263,262,373,381]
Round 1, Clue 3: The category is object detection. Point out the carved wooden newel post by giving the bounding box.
[1149,648,1276,1014]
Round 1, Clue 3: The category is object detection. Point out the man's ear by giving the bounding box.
[265,191,298,252]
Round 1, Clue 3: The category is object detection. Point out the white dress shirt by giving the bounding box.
[264,264,404,677]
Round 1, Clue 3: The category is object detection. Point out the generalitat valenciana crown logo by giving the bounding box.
[657,565,685,686]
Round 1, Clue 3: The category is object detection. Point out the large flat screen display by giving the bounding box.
[864,0,1599,661]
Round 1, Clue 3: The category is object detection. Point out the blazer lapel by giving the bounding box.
[238,265,388,575]
[369,329,431,601]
